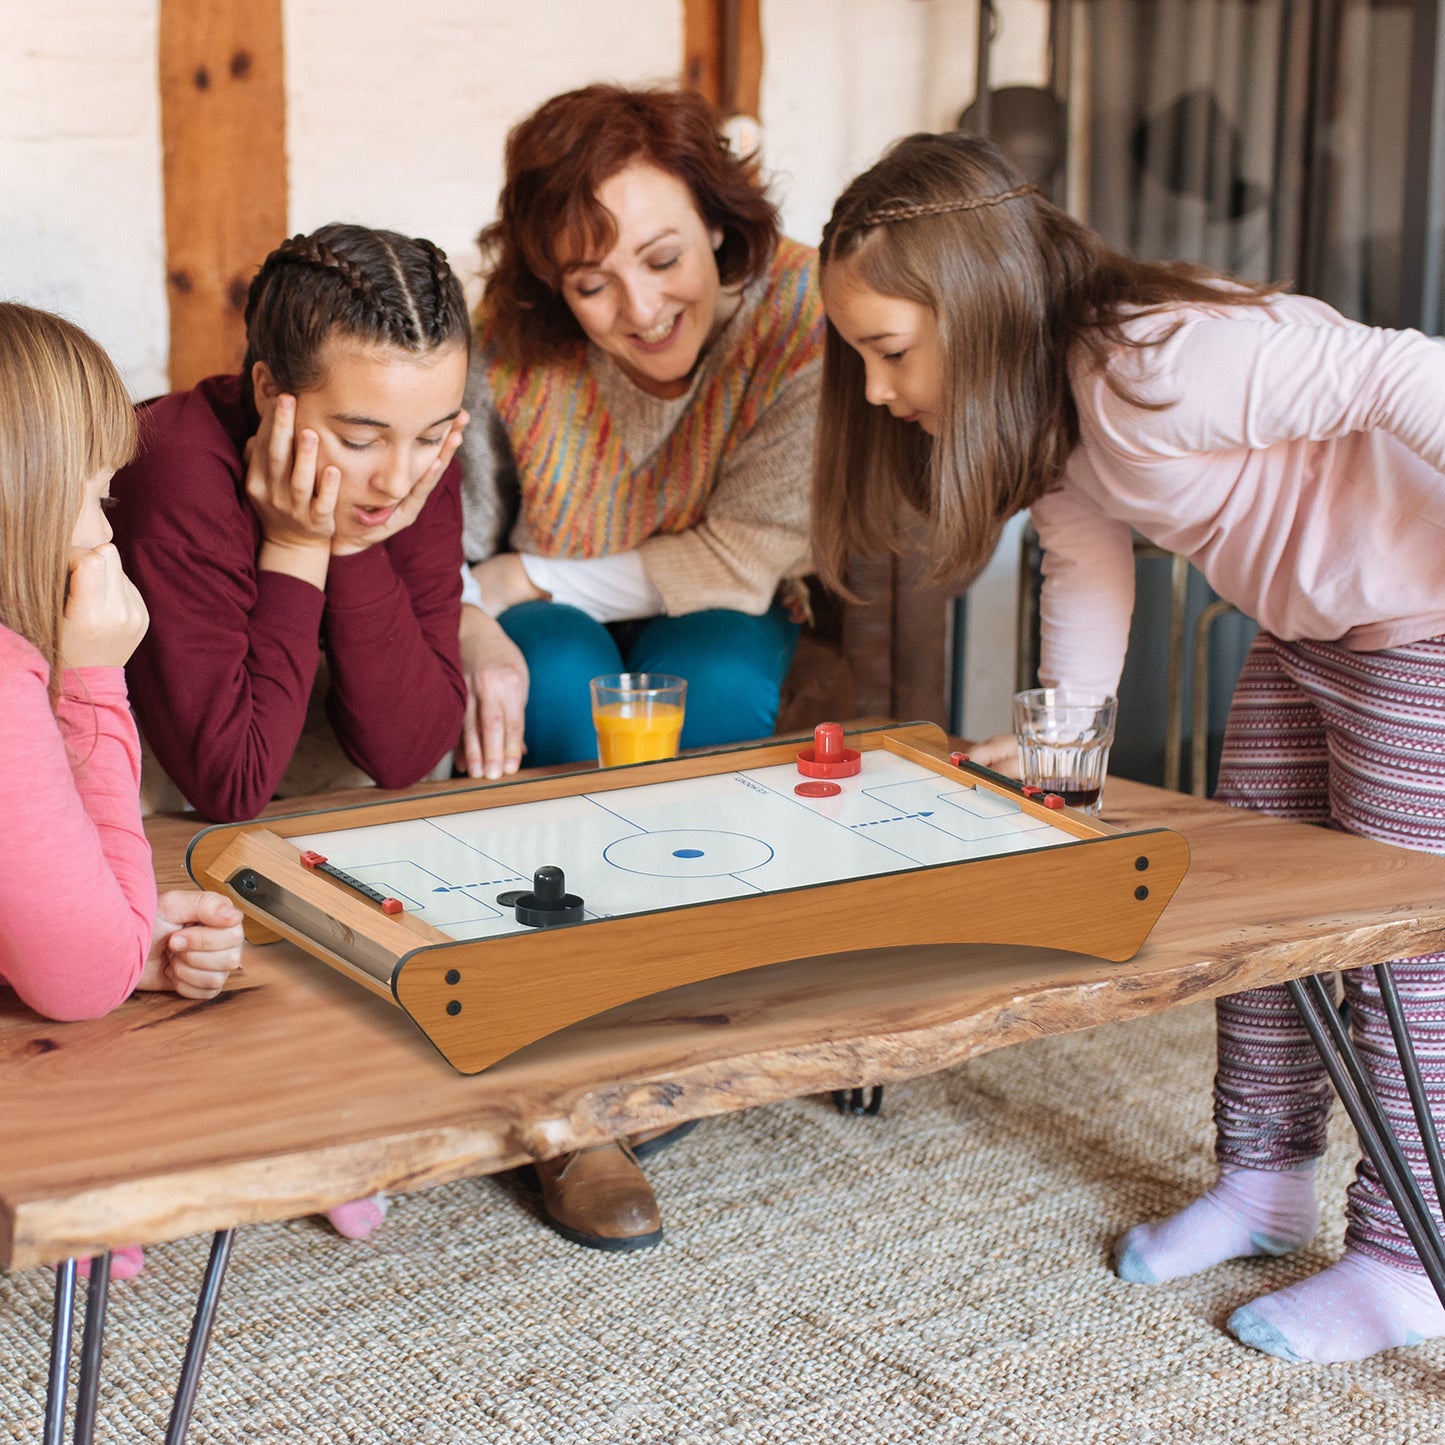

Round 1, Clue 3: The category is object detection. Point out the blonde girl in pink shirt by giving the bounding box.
[0,303,245,1277]
[813,132,1445,1365]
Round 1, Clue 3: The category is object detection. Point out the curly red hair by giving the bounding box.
[478,85,779,364]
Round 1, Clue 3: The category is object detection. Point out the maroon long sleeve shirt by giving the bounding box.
[111,375,465,822]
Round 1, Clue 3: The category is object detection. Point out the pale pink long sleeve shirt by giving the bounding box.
[1031,293,1445,694]
[0,626,155,1020]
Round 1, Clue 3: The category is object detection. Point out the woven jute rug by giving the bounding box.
[4,1000,1441,1443]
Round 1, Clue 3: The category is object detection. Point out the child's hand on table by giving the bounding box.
[136,890,245,1000]
[964,732,1021,775]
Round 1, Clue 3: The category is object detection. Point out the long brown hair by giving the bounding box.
[478,85,779,364]
[813,132,1275,596]
[0,303,136,698]
[240,223,470,422]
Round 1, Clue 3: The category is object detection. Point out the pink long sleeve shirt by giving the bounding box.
[0,627,155,1020]
[1031,292,1445,694]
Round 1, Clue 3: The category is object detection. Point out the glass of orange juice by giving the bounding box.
[589,673,687,766]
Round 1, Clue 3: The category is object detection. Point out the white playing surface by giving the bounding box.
[292,752,1076,943]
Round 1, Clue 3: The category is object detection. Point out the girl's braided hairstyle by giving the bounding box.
[241,223,469,406]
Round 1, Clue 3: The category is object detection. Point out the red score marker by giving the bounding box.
[796,722,862,779]
[1044,793,1066,809]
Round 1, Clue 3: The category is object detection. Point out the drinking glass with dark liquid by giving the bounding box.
[1013,688,1118,817]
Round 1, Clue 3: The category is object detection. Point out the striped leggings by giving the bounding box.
[1212,632,1445,1269]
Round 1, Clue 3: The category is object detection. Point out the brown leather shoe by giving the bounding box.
[533,1141,663,1252]
[628,1118,700,1161]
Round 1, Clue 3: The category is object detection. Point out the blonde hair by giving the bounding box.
[0,304,136,697]
[814,132,1274,596]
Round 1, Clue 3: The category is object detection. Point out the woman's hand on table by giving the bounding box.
[136,890,245,1000]
[458,605,529,780]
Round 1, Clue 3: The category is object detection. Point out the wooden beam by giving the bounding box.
[158,0,287,390]
[683,0,763,116]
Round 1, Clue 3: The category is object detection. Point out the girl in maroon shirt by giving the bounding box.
[111,225,472,1241]
[112,223,471,825]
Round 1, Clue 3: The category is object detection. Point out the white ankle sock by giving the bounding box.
[1114,1163,1319,1283]
[1229,1247,1445,1362]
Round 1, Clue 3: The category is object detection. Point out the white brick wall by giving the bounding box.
[1,0,168,395]
[0,0,1048,733]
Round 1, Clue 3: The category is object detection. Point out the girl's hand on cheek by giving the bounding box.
[245,394,339,586]
[331,408,469,557]
[60,544,149,669]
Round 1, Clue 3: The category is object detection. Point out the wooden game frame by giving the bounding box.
[187,723,1190,1074]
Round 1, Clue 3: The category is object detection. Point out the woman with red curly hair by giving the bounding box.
[454,83,822,1254]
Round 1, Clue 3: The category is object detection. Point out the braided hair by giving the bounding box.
[241,223,470,407]
[812,132,1276,598]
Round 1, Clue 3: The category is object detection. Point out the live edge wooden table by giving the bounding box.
[8,736,1445,1442]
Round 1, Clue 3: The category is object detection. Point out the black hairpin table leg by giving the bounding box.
[164,1229,235,1445]
[73,1252,111,1445]
[833,1086,885,1116]
[41,1230,234,1444]
[1287,972,1445,1307]
[43,1258,78,1445]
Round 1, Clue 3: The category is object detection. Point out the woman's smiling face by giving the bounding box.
[556,160,725,399]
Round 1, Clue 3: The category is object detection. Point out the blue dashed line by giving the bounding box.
[855,811,934,828]
[431,877,525,892]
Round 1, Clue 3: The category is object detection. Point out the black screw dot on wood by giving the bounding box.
[446,1000,461,1016]
[445,969,460,986]
[1135,856,1150,871]
[194,67,210,90]
[230,50,252,79]
[1135,885,1150,900]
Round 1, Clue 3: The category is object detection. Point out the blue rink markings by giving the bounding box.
[289,752,1074,943]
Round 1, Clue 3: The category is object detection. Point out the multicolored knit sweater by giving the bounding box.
[459,236,822,616]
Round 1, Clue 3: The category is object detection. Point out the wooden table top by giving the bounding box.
[6,765,1445,1269]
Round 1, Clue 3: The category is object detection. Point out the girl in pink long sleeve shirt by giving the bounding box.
[813,132,1445,1366]
[0,304,245,1277]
